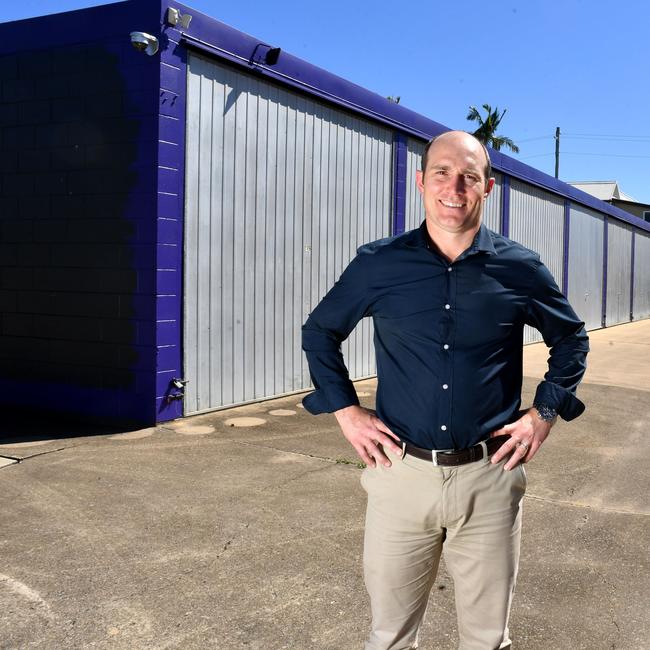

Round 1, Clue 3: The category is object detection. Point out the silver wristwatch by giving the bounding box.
[533,403,557,422]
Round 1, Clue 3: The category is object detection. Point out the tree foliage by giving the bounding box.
[466,104,520,153]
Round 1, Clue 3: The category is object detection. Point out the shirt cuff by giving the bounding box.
[302,383,360,415]
[533,380,585,421]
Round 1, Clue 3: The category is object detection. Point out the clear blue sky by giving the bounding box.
[5,0,650,203]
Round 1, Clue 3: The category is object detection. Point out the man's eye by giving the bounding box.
[465,174,479,182]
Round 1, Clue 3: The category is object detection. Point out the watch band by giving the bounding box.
[533,403,557,422]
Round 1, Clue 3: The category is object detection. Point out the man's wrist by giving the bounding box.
[532,403,557,424]
[334,404,363,422]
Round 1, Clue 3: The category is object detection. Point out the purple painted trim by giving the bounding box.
[562,201,570,297]
[170,2,650,235]
[392,133,407,235]
[602,217,608,327]
[154,1,187,421]
[630,231,636,321]
[501,175,510,237]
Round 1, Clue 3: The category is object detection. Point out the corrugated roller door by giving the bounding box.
[633,231,650,320]
[405,138,502,234]
[483,173,502,233]
[509,180,565,344]
[184,54,393,414]
[405,138,425,231]
[606,220,632,326]
[567,205,604,331]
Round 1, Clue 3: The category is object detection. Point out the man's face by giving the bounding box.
[416,133,495,237]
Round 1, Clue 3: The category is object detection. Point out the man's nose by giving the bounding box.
[452,173,467,192]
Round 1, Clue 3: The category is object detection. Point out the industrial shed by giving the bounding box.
[1,0,649,426]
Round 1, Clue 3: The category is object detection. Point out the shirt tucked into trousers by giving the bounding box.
[301,223,589,649]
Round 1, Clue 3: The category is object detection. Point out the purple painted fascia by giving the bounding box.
[392,133,408,235]
[0,0,162,53]
[630,231,636,321]
[562,201,571,297]
[601,217,608,327]
[501,175,510,237]
[168,0,650,236]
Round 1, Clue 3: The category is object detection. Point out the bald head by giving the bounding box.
[421,131,492,187]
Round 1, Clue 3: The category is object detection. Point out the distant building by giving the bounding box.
[569,181,650,223]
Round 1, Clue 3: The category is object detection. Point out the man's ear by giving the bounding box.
[484,176,496,198]
[416,170,425,195]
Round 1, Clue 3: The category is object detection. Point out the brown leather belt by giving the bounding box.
[403,434,510,466]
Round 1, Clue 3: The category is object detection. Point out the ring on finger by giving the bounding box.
[517,440,529,452]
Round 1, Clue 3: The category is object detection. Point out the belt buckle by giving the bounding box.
[430,446,453,466]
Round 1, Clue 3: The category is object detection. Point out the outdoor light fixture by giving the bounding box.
[166,7,193,29]
[249,43,282,66]
[265,47,281,65]
[130,31,159,56]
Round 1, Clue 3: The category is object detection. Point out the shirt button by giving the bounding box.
[442,384,448,390]
[440,425,447,431]
[447,267,453,272]
[443,344,449,350]
[444,304,451,310]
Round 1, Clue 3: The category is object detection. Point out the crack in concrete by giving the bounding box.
[225,437,356,467]
[525,493,648,516]
[216,523,250,559]
[4,446,69,462]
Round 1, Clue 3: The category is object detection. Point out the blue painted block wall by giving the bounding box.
[0,0,163,425]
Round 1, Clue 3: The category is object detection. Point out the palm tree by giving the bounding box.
[466,104,520,153]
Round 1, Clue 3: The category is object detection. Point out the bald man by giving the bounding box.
[302,131,589,649]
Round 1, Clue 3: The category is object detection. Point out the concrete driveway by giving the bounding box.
[1,320,649,649]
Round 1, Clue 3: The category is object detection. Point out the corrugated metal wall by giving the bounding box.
[484,173,502,233]
[633,231,650,320]
[405,138,502,234]
[509,180,565,343]
[184,54,393,414]
[405,137,425,231]
[606,220,633,326]
[568,205,604,330]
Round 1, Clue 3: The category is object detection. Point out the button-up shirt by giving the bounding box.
[301,222,589,450]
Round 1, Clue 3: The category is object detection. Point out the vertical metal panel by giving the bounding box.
[633,231,650,319]
[567,204,604,331]
[184,54,392,414]
[606,220,633,326]
[509,180,565,344]
[405,137,426,231]
[483,173,502,233]
[404,137,502,234]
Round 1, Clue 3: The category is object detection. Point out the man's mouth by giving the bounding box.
[439,199,466,208]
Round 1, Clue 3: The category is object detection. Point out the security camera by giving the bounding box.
[130,31,159,56]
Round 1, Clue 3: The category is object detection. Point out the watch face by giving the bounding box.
[535,404,556,421]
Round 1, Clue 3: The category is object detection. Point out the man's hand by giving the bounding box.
[489,408,555,470]
[334,405,403,468]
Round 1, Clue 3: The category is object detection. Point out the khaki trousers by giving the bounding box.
[361,446,526,650]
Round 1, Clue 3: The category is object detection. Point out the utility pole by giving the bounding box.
[554,127,560,179]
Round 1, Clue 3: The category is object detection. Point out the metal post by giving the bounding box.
[554,127,560,179]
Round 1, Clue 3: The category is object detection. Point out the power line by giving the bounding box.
[562,132,650,139]
[520,151,650,160]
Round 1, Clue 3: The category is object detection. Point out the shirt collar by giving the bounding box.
[412,221,497,256]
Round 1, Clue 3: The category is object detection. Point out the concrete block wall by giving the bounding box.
[0,0,162,425]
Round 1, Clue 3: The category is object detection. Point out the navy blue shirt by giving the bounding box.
[301,222,589,450]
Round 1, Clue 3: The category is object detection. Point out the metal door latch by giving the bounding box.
[167,378,189,403]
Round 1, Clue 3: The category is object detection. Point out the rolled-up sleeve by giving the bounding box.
[301,253,373,414]
[525,260,590,421]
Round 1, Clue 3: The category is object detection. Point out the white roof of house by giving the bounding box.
[568,181,637,203]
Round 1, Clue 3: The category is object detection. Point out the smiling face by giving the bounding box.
[416,131,494,239]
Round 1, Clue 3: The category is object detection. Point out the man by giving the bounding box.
[301,131,589,650]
